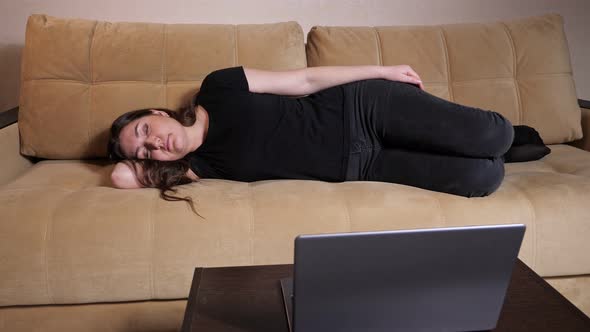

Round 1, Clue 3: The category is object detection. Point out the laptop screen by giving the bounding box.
[286,224,525,332]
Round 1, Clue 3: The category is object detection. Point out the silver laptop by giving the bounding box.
[280,223,525,332]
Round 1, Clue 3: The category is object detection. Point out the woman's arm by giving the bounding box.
[110,161,144,189]
[110,161,200,189]
[243,65,424,96]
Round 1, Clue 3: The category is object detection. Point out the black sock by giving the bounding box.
[504,125,551,163]
[503,144,551,163]
[512,125,545,146]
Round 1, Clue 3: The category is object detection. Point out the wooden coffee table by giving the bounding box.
[180,259,590,332]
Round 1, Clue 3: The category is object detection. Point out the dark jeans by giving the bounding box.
[343,80,514,197]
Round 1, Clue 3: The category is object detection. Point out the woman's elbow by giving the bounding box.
[110,163,143,189]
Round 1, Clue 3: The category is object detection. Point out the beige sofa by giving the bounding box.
[1,13,589,331]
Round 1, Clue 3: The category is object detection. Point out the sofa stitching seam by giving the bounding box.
[439,27,454,102]
[43,199,55,304]
[88,21,98,156]
[343,186,352,232]
[434,194,447,227]
[89,21,98,84]
[501,22,523,125]
[373,28,383,65]
[511,181,537,270]
[44,191,74,304]
[162,24,167,107]
[234,25,239,65]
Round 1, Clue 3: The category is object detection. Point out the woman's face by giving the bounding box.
[118,110,191,161]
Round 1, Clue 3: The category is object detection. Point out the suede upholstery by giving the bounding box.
[18,15,306,159]
[0,123,33,186]
[306,14,582,145]
[1,13,589,331]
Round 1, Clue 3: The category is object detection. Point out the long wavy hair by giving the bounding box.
[107,104,202,217]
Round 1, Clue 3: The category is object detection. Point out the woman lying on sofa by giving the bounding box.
[107,65,550,213]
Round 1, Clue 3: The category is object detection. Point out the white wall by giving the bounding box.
[1,0,589,111]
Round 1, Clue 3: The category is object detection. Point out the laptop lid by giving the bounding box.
[291,224,525,332]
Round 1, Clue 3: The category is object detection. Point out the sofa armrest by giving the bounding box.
[0,106,18,130]
[567,99,590,152]
[0,107,34,186]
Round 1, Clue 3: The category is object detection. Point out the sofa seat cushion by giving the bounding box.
[1,144,589,306]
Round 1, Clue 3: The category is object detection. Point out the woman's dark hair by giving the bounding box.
[107,105,202,217]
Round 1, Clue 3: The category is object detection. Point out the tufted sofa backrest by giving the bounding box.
[306,14,582,145]
[18,15,306,159]
[18,14,582,159]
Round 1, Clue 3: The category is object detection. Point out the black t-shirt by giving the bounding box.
[186,66,350,182]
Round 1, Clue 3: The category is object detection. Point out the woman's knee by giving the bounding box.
[479,112,514,158]
[460,157,505,197]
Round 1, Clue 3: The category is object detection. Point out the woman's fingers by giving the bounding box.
[401,72,423,90]
[408,67,421,79]
[386,65,425,90]
[404,66,421,81]
[404,66,424,90]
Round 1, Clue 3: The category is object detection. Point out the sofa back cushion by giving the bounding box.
[306,14,581,144]
[18,15,306,159]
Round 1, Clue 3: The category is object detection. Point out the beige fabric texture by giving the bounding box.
[0,123,33,186]
[1,144,590,307]
[0,300,186,332]
[306,14,582,145]
[546,275,590,317]
[18,14,306,159]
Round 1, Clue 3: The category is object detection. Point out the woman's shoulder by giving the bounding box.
[199,66,249,94]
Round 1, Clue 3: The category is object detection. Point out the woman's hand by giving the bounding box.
[381,65,424,90]
[110,161,144,189]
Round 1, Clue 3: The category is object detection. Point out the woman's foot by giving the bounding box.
[512,125,545,146]
[504,125,551,163]
[503,144,551,163]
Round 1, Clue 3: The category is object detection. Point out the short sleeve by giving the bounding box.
[185,153,221,179]
[198,66,250,95]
